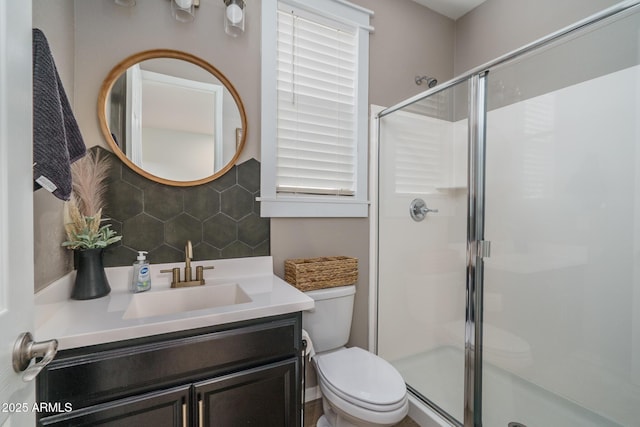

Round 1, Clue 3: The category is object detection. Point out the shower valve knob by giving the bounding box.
[410,198,438,221]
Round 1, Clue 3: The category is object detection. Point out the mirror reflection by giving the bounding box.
[99,50,247,186]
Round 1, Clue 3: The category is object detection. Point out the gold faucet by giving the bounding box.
[161,240,214,288]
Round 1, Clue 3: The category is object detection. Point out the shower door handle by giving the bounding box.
[410,198,438,221]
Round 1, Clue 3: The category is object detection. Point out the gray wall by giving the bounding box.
[454,0,621,75]
[33,0,75,291]
[359,0,455,107]
[72,0,260,162]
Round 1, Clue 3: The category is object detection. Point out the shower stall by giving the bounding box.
[373,1,640,426]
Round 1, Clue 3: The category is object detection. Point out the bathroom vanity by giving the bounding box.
[37,313,300,426]
[33,257,313,427]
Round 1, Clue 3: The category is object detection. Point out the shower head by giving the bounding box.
[415,75,437,88]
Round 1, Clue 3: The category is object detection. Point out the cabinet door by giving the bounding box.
[195,358,299,427]
[39,385,190,427]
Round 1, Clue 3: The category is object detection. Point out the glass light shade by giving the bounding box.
[224,0,245,37]
[171,0,195,23]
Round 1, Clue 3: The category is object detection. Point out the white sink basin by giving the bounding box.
[35,256,316,350]
[123,283,252,319]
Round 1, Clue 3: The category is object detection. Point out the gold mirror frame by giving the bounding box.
[97,49,247,187]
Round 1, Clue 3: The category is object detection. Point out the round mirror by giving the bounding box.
[98,49,247,186]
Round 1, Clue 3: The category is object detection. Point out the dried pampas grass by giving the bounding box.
[62,150,121,249]
[70,150,110,217]
[63,203,102,243]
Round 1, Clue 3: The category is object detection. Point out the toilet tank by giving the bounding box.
[302,285,355,353]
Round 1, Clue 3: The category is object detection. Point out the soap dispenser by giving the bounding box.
[131,251,151,293]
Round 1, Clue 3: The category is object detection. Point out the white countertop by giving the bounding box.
[35,256,314,350]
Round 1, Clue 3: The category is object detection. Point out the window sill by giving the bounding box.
[257,196,369,218]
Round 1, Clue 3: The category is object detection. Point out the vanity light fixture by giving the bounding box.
[224,0,245,37]
[171,0,199,23]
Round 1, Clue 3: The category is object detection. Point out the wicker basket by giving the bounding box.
[284,256,358,291]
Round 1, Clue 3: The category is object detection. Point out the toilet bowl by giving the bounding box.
[303,286,408,427]
[314,347,409,427]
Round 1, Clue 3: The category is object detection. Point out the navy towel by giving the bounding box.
[32,28,86,201]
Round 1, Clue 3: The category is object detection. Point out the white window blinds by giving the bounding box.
[276,9,357,196]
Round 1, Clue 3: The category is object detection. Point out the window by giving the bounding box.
[260,0,373,217]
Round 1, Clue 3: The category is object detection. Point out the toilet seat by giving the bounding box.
[318,376,409,426]
[314,347,407,412]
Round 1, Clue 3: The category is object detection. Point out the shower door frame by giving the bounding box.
[374,1,640,426]
[464,72,487,427]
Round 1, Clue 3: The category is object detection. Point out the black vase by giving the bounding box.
[71,248,111,300]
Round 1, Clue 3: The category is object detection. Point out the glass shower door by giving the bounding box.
[377,80,469,424]
[482,6,640,426]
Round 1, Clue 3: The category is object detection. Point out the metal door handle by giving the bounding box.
[410,198,438,221]
[12,332,58,382]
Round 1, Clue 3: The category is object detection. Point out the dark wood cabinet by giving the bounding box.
[37,313,302,427]
[195,359,297,427]
[39,385,189,427]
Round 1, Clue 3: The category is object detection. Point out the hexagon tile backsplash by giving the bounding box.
[96,147,269,267]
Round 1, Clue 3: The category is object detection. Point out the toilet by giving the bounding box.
[303,285,409,427]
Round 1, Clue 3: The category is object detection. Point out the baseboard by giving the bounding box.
[304,386,321,403]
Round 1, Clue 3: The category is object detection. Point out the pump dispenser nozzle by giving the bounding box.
[131,251,151,293]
